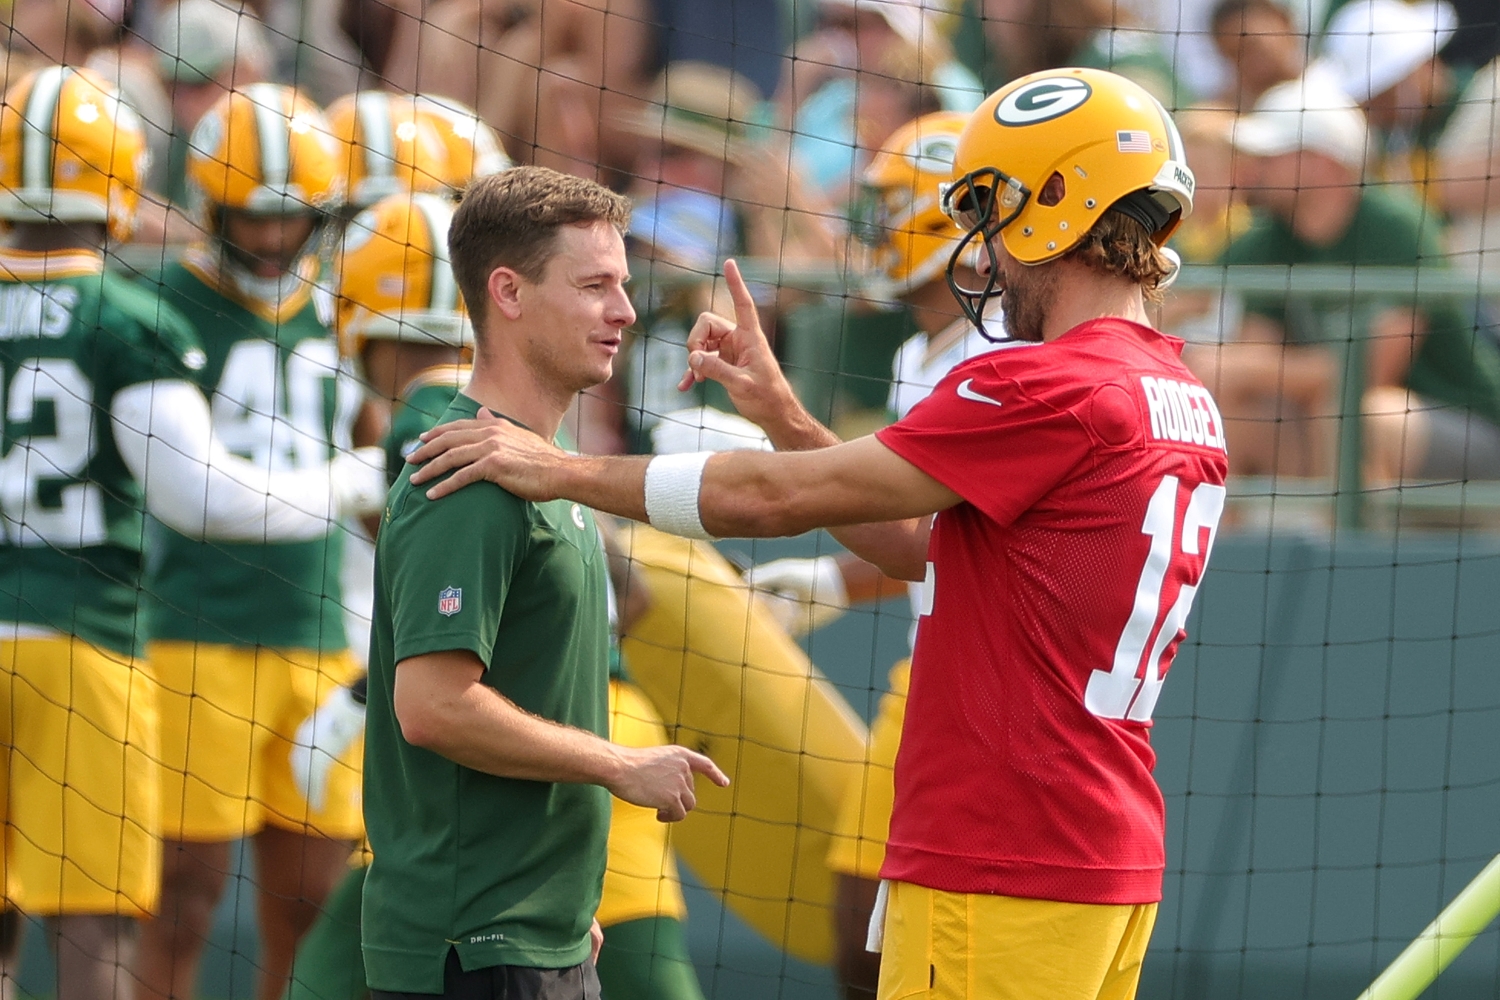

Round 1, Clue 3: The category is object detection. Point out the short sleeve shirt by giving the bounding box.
[362,394,611,992]
[875,319,1229,905]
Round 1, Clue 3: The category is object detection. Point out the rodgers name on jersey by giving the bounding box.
[0,250,205,655]
[143,258,360,651]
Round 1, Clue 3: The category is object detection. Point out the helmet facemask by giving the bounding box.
[941,167,1030,343]
[212,206,333,305]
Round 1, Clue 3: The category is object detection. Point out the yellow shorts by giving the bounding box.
[149,642,364,842]
[877,881,1157,1000]
[827,660,910,880]
[1,635,160,917]
[595,678,688,928]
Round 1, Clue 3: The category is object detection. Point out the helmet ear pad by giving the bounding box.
[1036,172,1067,208]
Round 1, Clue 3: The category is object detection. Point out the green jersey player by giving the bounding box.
[132,83,383,1000]
[0,65,383,1000]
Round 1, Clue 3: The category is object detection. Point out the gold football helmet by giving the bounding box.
[327,90,450,208]
[186,83,344,229]
[942,68,1194,332]
[334,191,470,357]
[854,111,971,297]
[0,65,149,240]
[412,95,512,193]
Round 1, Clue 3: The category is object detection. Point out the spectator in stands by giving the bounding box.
[135,0,271,245]
[618,61,842,450]
[2,0,118,66]
[1322,0,1464,197]
[385,0,660,182]
[1433,56,1500,288]
[779,0,982,206]
[1196,78,1500,483]
[1206,0,1307,110]
[954,0,1179,105]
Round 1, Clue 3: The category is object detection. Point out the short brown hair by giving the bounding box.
[1065,210,1175,303]
[447,166,632,329]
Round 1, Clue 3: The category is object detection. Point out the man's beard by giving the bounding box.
[1000,259,1057,342]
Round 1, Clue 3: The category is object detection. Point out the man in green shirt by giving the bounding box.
[1201,78,1500,481]
[363,166,727,1000]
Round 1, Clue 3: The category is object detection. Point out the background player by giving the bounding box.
[135,84,373,1000]
[405,67,1225,1000]
[742,109,1002,999]
[0,66,383,1000]
[323,89,509,671]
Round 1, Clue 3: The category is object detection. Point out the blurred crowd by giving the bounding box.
[2,4,1499,1000]
[3,0,1500,480]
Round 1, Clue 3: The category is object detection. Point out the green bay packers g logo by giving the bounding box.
[994,78,1093,127]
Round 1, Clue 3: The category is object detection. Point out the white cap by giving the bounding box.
[1231,70,1370,170]
[154,0,270,85]
[1322,0,1458,103]
[821,0,941,50]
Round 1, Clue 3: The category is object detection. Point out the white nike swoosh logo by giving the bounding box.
[956,378,1004,407]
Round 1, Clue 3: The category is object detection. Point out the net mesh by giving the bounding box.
[1,0,1499,998]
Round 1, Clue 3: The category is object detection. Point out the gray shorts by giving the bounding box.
[1415,397,1500,480]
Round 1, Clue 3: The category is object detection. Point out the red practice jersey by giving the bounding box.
[874,318,1230,905]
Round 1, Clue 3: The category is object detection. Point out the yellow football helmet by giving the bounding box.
[0,65,149,240]
[327,91,450,209]
[854,111,971,296]
[412,95,512,193]
[186,83,344,229]
[942,68,1194,332]
[335,191,470,357]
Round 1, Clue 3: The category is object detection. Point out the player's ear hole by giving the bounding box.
[1037,172,1066,207]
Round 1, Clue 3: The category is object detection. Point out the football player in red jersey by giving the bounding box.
[405,67,1229,1000]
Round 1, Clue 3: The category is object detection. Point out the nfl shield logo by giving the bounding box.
[438,587,462,617]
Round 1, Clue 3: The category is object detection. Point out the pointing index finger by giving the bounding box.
[723,258,760,332]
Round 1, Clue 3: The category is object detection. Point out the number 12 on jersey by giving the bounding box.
[1085,475,1225,723]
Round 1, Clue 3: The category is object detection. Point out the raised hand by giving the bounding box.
[608,744,731,823]
[406,409,566,501]
[678,258,804,436]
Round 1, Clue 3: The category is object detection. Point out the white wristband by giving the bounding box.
[644,452,715,540]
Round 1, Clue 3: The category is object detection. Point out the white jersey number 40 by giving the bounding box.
[1085,475,1225,723]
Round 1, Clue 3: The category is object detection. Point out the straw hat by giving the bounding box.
[620,61,763,163]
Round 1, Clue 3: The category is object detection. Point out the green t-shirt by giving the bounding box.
[0,250,205,656]
[362,392,611,992]
[1221,189,1500,427]
[142,257,359,650]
